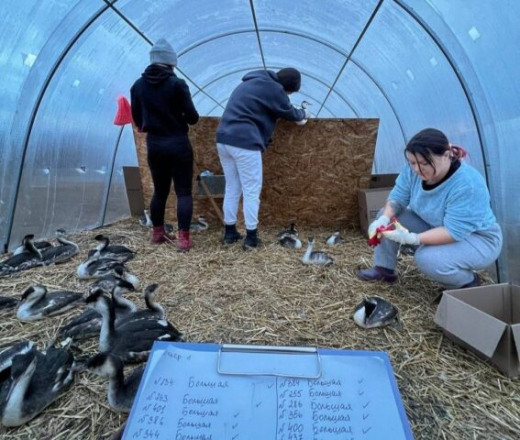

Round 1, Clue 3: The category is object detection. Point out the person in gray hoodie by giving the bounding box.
[216,68,308,250]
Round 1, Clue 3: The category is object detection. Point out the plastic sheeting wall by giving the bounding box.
[0,0,518,282]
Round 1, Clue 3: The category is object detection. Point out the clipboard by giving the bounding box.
[123,342,414,440]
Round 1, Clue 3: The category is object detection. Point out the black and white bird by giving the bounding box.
[278,235,302,249]
[138,209,174,233]
[86,291,182,364]
[88,235,135,262]
[352,297,399,329]
[0,296,19,314]
[277,223,299,240]
[326,231,344,246]
[0,346,74,427]
[77,258,127,279]
[16,285,84,322]
[190,216,208,232]
[0,341,35,379]
[86,353,144,413]
[301,237,334,266]
[40,229,80,265]
[0,235,43,277]
[138,209,153,228]
[13,238,52,256]
[88,265,140,293]
[58,280,136,341]
[115,284,165,326]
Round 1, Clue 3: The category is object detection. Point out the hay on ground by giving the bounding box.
[0,219,518,440]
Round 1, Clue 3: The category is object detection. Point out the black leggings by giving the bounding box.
[147,134,193,231]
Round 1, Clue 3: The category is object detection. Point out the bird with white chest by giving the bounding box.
[0,235,43,277]
[190,216,209,232]
[88,265,140,293]
[16,285,84,322]
[139,209,174,233]
[40,229,79,265]
[58,279,137,341]
[277,223,302,249]
[301,236,334,266]
[0,346,74,427]
[326,231,344,246]
[88,235,135,263]
[86,352,144,413]
[86,290,182,364]
[294,100,312,125]
[115,283,166,326]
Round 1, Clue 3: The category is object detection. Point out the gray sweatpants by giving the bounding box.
[373,209,503,289]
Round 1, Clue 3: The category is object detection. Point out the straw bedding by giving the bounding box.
[0,219,518,439]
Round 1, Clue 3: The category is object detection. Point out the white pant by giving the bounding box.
[217,143,263,230]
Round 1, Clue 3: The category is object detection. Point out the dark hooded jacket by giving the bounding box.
[130,64,199,137]
[216,70,305,151]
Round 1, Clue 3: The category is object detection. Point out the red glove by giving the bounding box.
[367,217,401,248]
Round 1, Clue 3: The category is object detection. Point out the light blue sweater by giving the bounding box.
[388,162,497,241]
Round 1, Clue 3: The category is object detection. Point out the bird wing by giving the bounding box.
[41,245,78,265]
[38,292,83,316]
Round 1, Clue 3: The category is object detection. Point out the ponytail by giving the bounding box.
[449,144,467,161]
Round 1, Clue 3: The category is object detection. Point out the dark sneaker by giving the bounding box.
[223,225,242,244]
[357,266,397,283]
[242,229,260,251]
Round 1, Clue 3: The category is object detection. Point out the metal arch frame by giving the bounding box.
[191,66,360,117]
[103,0,224,110]
[3,2,114,252]
[393,0,490,185]
[3,0,227,252]
[393,0,499,281]
[249,0,266,70]
[317,0,385,117]
[100,124,125,226]
[176,29,406,142]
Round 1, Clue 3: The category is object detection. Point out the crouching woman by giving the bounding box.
[357,128,502,289]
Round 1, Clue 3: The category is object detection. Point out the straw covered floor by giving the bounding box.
[0,219,519,439]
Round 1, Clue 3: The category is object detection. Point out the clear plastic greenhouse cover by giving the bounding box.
[0,0,518,282]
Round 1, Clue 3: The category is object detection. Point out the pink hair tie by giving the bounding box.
[449,144,467,159]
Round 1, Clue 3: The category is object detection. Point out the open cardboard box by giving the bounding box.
[434,283,520,378]
[358,173,398,236]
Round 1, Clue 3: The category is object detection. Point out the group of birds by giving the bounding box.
[277,223,399,328]
[0,217,400,432]
[0,229,79,277]
[138,209,209,233]
[0,232,183,429]
[277,223,342,266]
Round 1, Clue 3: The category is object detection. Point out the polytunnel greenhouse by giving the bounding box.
[1,1,519,439]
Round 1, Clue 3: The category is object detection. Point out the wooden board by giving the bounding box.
[133,118,378,229]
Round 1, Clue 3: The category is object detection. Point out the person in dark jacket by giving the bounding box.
[216,68,308,250]
[131,38,199,250]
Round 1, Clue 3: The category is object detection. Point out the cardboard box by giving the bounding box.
[123,166,145,215]
[370,173,399,189]
[434,283,520,378]
[358,174,397,236]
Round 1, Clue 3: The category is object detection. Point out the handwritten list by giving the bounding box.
[124,344,412,440]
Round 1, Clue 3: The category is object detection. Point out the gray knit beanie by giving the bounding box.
[150,38,177,66]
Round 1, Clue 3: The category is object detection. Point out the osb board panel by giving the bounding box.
[133,118,378,229]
